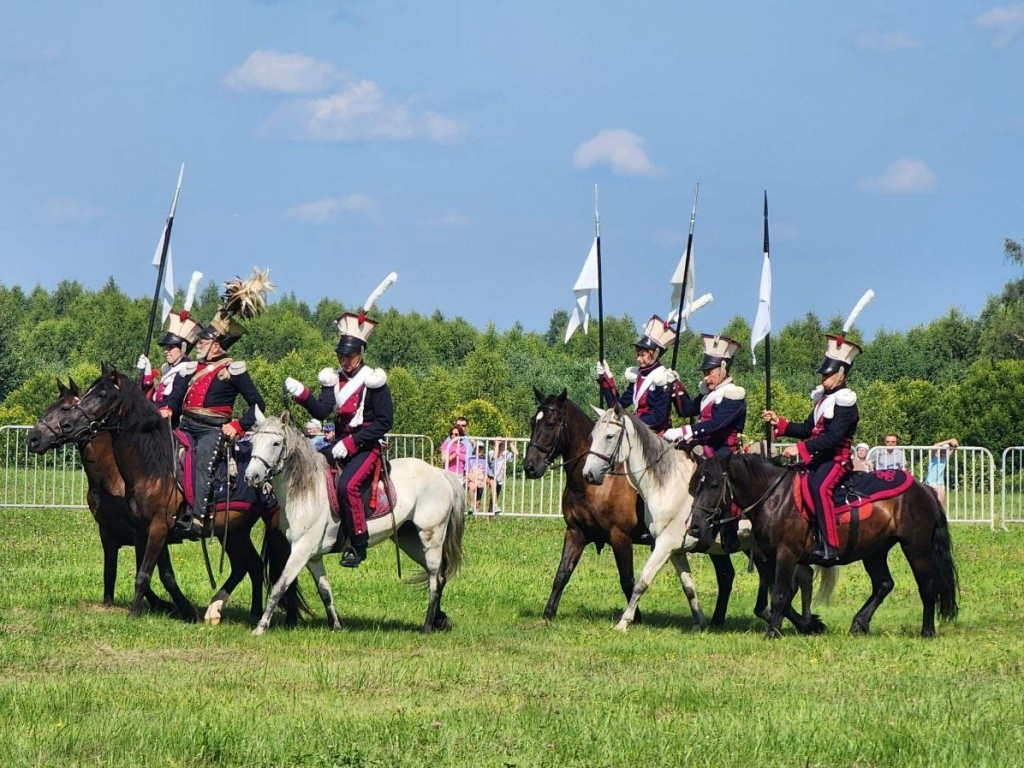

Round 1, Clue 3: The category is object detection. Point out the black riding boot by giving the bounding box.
[811,523,838,564]
[341,533,368,568]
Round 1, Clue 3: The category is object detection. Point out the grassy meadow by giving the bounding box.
[2,506,1023,767]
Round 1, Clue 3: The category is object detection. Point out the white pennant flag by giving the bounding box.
[669,244,696,329]
[152,224,175,324]
[751,193,771,365]
[564,237,599,343]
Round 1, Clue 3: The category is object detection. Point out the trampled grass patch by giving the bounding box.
[1,507,1023,766]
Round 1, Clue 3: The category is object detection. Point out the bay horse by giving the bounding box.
[27,378,177,614]
[526,390,827,629]
[688,453,959,637]
[243,410,466,635]
[54,365,300,625]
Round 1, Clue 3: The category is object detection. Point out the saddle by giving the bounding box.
[324,454,398,523]
[794,468,913,524]
[173,430,278,518]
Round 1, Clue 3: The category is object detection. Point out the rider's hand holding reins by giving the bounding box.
[762,409,780,426]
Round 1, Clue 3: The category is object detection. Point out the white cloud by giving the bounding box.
[573,129,660,177]
[857,31,920,51]
[260,80,467,144]
[286,195,380,223]
[39,198,102,223]
[861,158,936,194]
[420,210,470,228]
[225,50,343,94]
[976,5,1024,47]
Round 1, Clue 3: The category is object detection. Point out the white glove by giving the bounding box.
[664,427,684,441]
[595,361,606,378]
[331,440,350,460]
[136,354,151,376]
[664,368,680,384]
[284,377,305,398]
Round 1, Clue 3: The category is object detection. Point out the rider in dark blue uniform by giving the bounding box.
[595,315,677,435]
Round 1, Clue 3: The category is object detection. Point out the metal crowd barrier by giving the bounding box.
[0,425,88,509]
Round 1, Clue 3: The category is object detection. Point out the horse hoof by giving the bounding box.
[434,613,452,632]
[849,622,869,636]
[252,625,267,637]
[614,620,630,633]
[204,601,225,626]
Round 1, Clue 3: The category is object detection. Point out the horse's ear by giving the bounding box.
[254,405,265,426]
[557,388,567,404]
[68,377,79,396]
[533,386,544,405]
[280,409,290,426]
[57,378,69,397]
[613,402,624,417]
[591,405,607,419]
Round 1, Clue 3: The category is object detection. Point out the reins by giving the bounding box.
[588,415,673,481]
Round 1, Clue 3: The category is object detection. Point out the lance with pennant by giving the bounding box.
[144,162,184,352]
[594,184,605,375]
[670,182,699,371]
[750,191,774,451]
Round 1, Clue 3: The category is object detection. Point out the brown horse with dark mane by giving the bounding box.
[41,365,300,624]
[524,388,815,626]
[688,452,959,637]
[27,378,178,614]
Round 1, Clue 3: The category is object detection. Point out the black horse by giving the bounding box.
[40,365,301,625]
[689,453,958,637]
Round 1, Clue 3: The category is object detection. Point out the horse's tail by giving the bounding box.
[814,565,840,606]
[440,470,466,580]
[262,521,311,620]
[930,499,959,622]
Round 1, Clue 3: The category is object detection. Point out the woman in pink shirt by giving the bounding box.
[440,428,469,477]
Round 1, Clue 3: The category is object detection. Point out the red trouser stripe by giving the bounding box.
[813,463,847,547]
[343,450,379,537]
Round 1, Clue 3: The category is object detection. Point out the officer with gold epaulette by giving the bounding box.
[595,315,677,434]
[284,273,397,567]
[164,270,273,538]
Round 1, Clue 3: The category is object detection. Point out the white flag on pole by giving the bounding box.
[564,237,599,343]
[669,244,696,329]
[750,251,771,365]
[152,224,175,324]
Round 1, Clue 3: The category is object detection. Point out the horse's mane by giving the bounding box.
[623,412,676,486]
[107,371,174,470]
[257,415,325,500]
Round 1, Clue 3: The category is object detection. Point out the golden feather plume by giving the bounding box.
[220,267,275,320]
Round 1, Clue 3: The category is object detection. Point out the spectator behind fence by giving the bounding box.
[305,419,328,451]
[466,445,488,515]
[487,438,519,517]
[926,438,959,506]
[852,442,872,472]
[440,427,469,478]
[875,433,906,471]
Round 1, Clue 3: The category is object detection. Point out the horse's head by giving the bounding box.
[245,408,291,488]
[582,404,628,485]
[687,454,734,550]
[523,387,569,478]
[73,364,127,434]
[27,378,85,454]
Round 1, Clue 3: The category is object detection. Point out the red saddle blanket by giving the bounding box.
[324,461,398,522]
[794,468,913,524]
[173,430,278,516]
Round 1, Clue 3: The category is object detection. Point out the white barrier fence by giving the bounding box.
[12,423,1024,527]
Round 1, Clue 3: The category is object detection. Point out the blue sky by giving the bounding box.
[1,1,1022,343]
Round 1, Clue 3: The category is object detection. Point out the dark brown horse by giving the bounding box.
[523,388,813,627]
[27,378,178,614]
[46,365,300,625]
[688,453,959,637]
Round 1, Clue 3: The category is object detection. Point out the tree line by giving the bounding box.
[2,241,1024,452]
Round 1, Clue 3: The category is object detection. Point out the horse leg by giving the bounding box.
[265,525,301,628]
[137,540,177,615]
[668,550,707,632]
[849,550,895,636]
[394,525,450,633]
[253,536,319,636]
[901,541,939,638]
[615,536,679,633]
[766,556,799,639]
[789,565,827,635]
[709,553,735,627]
[304,557,343,631]
[133,522,196,621]
[543,526,588,620]
[608,528,641,624]
[99,530,118,607]
[204,531,261,626]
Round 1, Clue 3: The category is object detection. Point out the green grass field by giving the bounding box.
[2,507,1023,767]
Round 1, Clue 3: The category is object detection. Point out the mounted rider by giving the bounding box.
[284,272,397,568]
[138,271,204,424]
[595,315,677,435]
[761,288,874,566]
[164,270,273,539]
[665,333,747,553]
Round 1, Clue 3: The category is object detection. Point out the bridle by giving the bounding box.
[527,404,593,472]
[59,383,120,442]
[692,454,790,525]
[248,425,288,478]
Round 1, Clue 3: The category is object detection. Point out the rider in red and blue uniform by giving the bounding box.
[763,334,861,564]
[595,315,677,435]
[284,305,394,568]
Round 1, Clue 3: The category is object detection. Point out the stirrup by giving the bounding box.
[340,545,366,568]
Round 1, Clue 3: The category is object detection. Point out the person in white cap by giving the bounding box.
[595,315,677,435]
[762,333,862,564]
[284,273,397,568]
